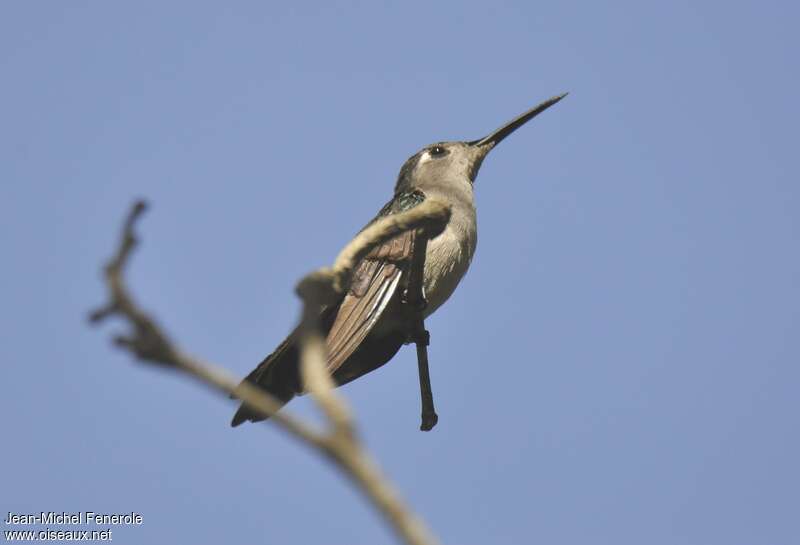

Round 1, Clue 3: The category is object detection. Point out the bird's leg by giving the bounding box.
[411,317,438,431]
[401,304,437,430]
[402,233,438,431]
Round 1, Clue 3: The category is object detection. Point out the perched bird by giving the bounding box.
[232,94,566,427]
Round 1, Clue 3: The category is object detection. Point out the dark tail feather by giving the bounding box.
[230,392,294,427]
[230,336,301,427]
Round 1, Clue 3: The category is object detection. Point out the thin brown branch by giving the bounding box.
[296,327,438,545]
[299,329,355,439]
[293,198,450,544]
[89,199,449,545]
[88,200,325,445]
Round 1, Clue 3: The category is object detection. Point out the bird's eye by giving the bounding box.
[429,145,447,157]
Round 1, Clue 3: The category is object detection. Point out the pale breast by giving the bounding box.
[422,209,477,317]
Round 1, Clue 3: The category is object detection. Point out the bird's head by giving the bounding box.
[395,93,567,195]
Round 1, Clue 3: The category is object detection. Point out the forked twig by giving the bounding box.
[89,199,450,545]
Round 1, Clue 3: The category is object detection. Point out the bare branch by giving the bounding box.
[88,201,179,365]
[293,198,450,544]
[88,200,325,446]
[299,329,355,439]
[89,199,448,545]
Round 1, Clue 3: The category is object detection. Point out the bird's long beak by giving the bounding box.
[470,93,568,156]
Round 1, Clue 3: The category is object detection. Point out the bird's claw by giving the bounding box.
[420,411,438,431]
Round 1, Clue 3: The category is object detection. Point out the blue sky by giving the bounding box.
[2,2,798,544]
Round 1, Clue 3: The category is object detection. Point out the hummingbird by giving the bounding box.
[231,93,566,427]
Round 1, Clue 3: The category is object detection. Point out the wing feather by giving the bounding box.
[324,231,413,375]
[327,263,392,362]
[321,192,424,376]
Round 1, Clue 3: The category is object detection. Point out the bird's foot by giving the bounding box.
[420,410,438,431]
[405,328,430,346]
